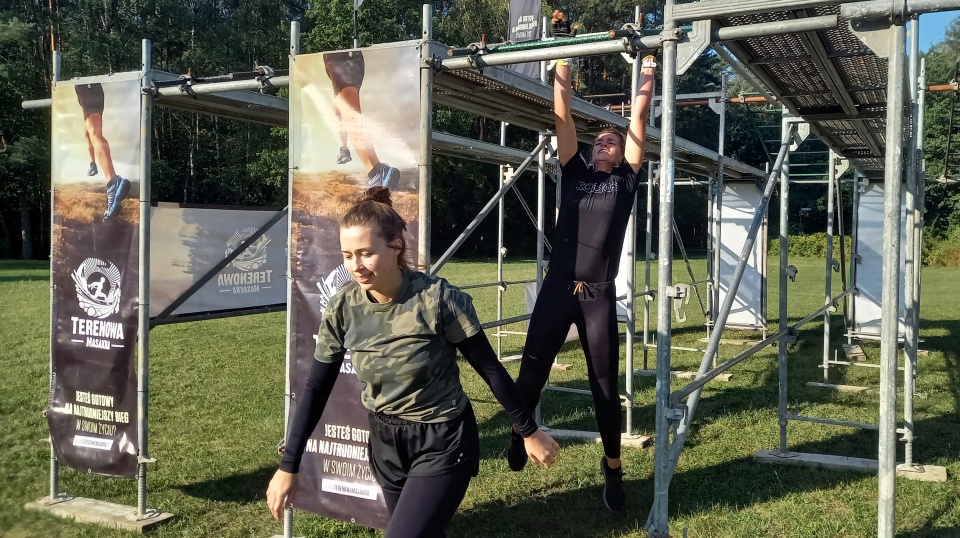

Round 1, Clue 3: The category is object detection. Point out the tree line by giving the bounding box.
[1,0,958,263]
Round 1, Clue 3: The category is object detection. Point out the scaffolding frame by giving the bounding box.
[21,1,960,536]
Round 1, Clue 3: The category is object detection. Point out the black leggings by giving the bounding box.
[382,468,473,538]
[516,274,622,458]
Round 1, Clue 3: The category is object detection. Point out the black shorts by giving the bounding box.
[75,83,105,119]
[367,404,480,494]
[324,51,365,94]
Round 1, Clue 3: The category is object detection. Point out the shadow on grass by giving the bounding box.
[457,413,960,538]
[178,466,275,504]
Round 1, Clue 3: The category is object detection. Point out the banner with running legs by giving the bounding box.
[47,73,142,477]
[288,43,421,529]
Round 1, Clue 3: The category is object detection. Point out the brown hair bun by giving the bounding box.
[359,186,393,207]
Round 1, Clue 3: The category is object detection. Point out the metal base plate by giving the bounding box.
[754,451,948,482]
[25,496,174,533]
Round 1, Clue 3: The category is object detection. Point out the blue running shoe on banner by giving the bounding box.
[104,177,130,219]
[367,163,400,190]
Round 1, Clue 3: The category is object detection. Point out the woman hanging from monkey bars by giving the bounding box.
[505,54,657,512]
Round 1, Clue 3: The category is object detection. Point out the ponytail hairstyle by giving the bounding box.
[340,186,413,271]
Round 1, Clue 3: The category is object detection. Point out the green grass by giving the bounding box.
[2,257,959,537]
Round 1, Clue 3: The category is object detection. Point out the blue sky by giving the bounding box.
[920,11,960,51]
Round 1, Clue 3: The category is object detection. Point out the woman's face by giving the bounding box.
[340,225,401,292]
[591,132,624,166]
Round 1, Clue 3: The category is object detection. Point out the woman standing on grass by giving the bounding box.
[267,186,559,537]
[504,55,656,512]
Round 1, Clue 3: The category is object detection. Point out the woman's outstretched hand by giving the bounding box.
[266,469,299,520]
[524,429,560,469]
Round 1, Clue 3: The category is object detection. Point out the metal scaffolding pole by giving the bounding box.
[624,4,641,437]
[778,112,791,453]
[901,15,921,469]
[916,56,927,361]
[419,4,434,271]
[49,48,62,503]
[136,38,154,518]
[497,123,507,361]
[878,20,907,538]
[649,1,679,533]
[281,21,299,537]
[823,151,837,383]
[711,77,727,345]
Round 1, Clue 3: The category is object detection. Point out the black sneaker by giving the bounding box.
[367,162,400,189]
[336,146,352,164]
[505,430,527,472]
[87,162,98,176]
[600,456,625,512]
[104,177,130,218]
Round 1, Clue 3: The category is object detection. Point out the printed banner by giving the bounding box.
[507,0,542,78]
[715,182,767,330]
[851,181,906,339]
[47,74,142,477]
[149,206,287,318]
[288,44,421,529]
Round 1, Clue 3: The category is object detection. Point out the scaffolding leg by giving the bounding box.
[878,20,907,538]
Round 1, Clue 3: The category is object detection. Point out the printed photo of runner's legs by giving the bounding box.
[323,51,400,189]
[76,82,130,218]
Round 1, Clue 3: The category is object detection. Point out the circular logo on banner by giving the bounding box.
[72,258,122,318]
[226,227,271,272]
[317,264,351,314]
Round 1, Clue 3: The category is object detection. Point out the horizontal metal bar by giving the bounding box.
[479,314,531,330]
[442,15,840,72]
[841,0,960,20]
[786,414,909,434]
[22,98,52,109]
[149,304,286,327]
[458,278,536,291]
[675,0,860,21]
[493,330,528,337]
[712,15,838,41]
[441,36,654,71]
[786,414,880,431]
[646,344,709,353]
[671,289,854,404]
[543,386,593,396]
[825,360,905,371]
[153,76,291,97]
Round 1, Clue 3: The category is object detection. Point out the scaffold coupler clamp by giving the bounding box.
[138,455,157,465]
[666,404,688,424]
[666,283,690,322]
[783,327,798,346]
[424,54,442,72]
[658,26,684,45]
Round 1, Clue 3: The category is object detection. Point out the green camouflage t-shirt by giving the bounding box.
[315,270,482,422]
